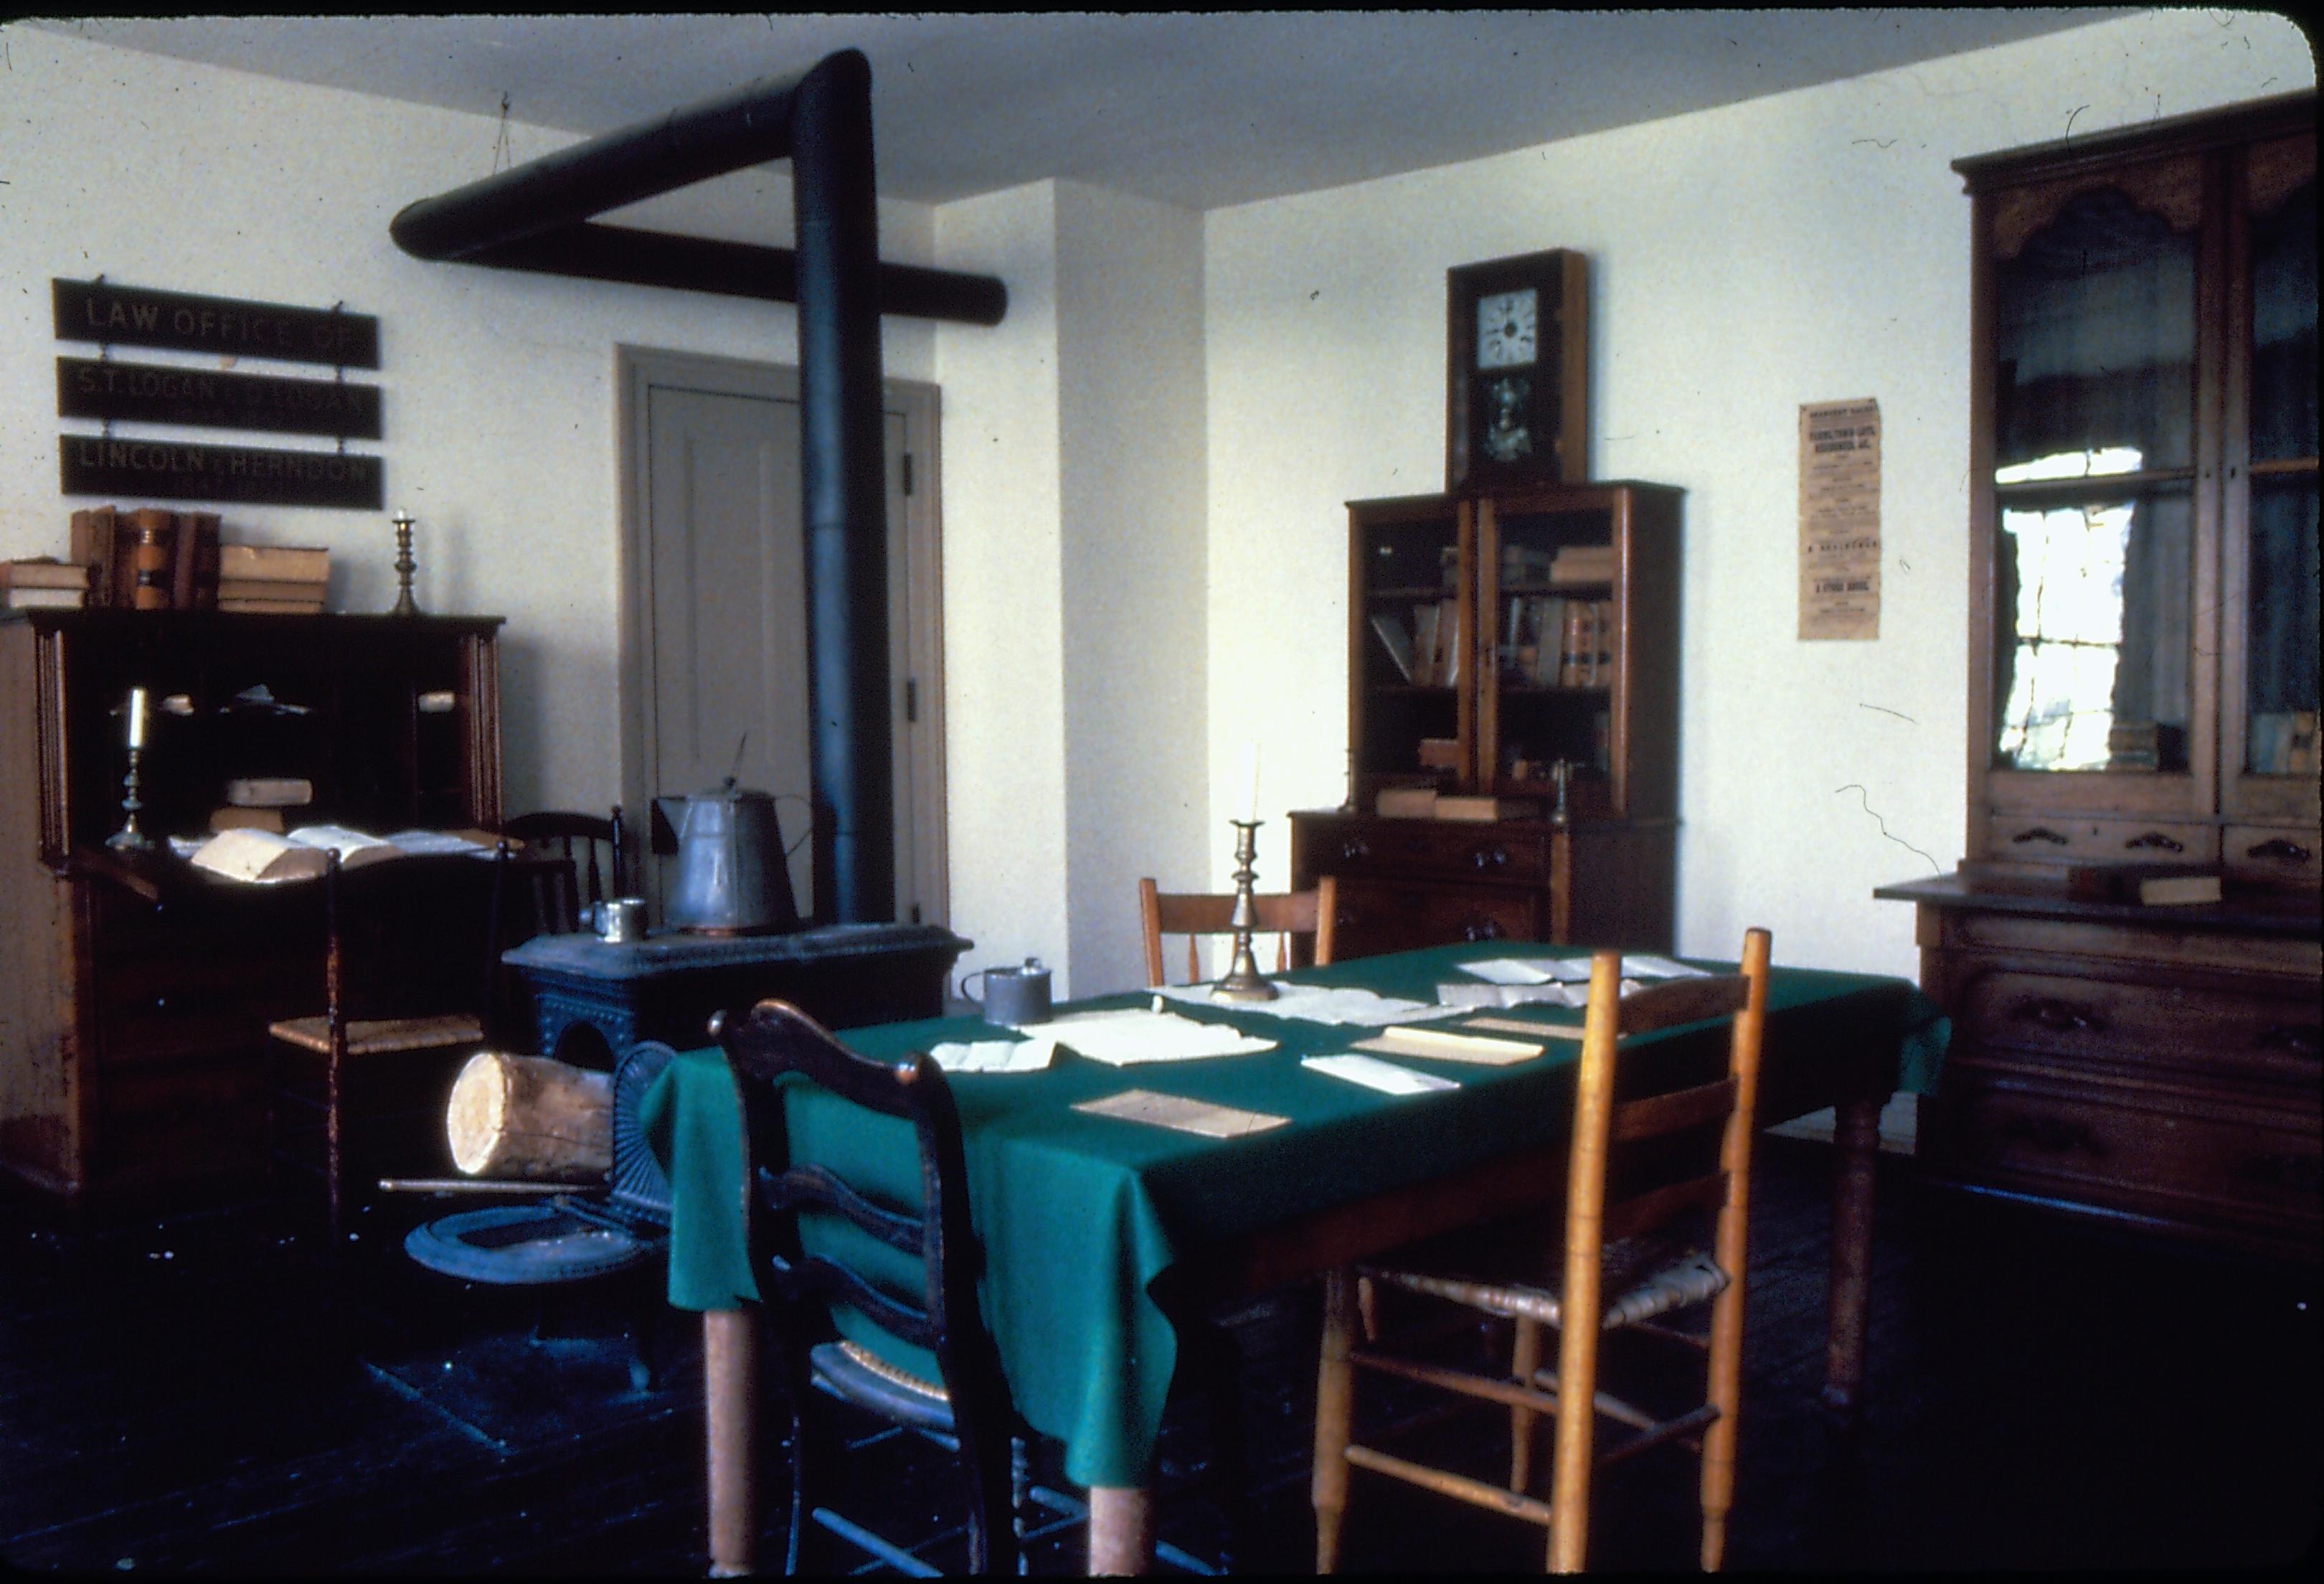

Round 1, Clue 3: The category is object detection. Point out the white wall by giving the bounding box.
[1203,8,2315,979]
[0,27,937,825]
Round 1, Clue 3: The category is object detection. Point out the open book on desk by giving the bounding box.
[182,824,493,884]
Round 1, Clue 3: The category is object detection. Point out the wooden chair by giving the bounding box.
[1313,929,1773,1573]
[720,998,1247,1575]
[501,806,625,935]
[1138,873,1338,986]
[265,845,513,1244]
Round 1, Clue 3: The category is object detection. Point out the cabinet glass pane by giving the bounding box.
[2247,477,2320,776]
[1489,506,1614,784]
[2249,175,2317,464]
[1357,512,1460,784]
[1991,484,2191,772]
[1995,187,2197,475]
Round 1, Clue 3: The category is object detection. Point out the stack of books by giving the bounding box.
[1,558,93,610]
[217,543,329,613]
[68,506,222,608]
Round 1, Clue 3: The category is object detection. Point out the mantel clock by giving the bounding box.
[1445,249,1589,491]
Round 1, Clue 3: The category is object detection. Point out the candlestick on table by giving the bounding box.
[1210,817,1280,1002]
[389,511,420,616]
[106,687,155,852]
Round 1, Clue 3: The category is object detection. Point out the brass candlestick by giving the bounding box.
[1211,819,1280,1002]
[108,745,154,852]
[389,512,420,616]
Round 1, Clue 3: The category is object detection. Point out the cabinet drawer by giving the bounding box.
[1303,816,1552,885]
[95,953,307,1067]
[2224,824,2322,887]
[1925,1062,2321,1243]
[1945,910,2323,979]
[1955,966,2321,1090]
[1984,814,2219,866]
[1333,877,1542,958]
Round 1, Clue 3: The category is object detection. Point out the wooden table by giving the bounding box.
[656,944,1930,1575]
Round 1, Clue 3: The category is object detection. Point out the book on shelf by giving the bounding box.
[1369,610,1414,682]
[1437,597,1462,688]
[1375,786,1440,819]
[1956,857,2225,907]
[0,558,93,591]
[1412,601,1442,687]
[1416,736,1463,771]
[3,586,88,610]
[216,576,331,603]
[1557,601,1586,687]
[217,542,330,584]
[170,512,221,610]
[68,506,118,608]
[1435,794,1544,822]
[185,824,492,885]
[1549,544,1617,587]
[225,776,315,808]
[124,507,176,611]
[1499,543,1557,585]
[208,805,286,834]
[218,597,327,615]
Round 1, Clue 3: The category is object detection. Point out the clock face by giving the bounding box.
[1476,288,1539,369]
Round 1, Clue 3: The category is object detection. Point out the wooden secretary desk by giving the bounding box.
[0,609,503,1206]
[1881,93,2320,1262]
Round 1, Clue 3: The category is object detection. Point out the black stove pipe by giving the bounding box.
[390,49,968,923]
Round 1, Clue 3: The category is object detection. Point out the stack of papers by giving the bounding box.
[1464,953,1709,984]
[1302,1052,1460,1095]
[1073,1089,1288,1138]
[929,1037,1057,1075]
[1352,1024,1545,1066]
[1038,1009,1276,1067]
[1153,982,1463,1027]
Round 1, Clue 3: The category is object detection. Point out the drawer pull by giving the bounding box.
[2009,996,2104,1034]
[1999,1115,2100,1156]
[1339,838,1371,862]
[2011,826,2070,846]
[1462,919,1506,942]
[2254,1024,2321,1060]
[2245,837,2313,864]
[1470,847,1509,869]
[2123,831,2184,853]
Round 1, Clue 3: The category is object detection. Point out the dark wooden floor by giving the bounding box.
[3,1137,2316,1575]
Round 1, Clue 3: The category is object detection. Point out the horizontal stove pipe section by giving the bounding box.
[392,48,950,923]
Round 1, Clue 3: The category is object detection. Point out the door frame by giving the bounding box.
[614,344,950,925]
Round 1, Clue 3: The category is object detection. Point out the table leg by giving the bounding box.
[704,1308,757,1577]
[1088,1484,1155,1575]
[1822,1093,1880,1416]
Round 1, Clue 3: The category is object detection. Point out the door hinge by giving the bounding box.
[900,453,915,496]
[904,676,919,722]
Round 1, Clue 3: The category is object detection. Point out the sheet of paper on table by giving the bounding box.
[930,1037,1058,1074]
[1436,981,1587,1009]
[1153,981,1464,1026]
[1036,1008,1276,1066]
[1072,1088,1290,1138]
[1463,956,1595,985]
[1302,1052,1461,1095]
[1620,953,1712,979]
[1353,1024,1544,1066]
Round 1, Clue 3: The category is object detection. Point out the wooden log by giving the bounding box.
[445,1051,612,1179]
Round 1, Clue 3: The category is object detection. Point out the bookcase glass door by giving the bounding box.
[1352,497,1468,806]
[1480,499,1617,810]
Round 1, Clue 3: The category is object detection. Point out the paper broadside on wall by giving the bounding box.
[1798,397,1881,641]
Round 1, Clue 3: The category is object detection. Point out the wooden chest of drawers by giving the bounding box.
[1290,810,1673,961]
[1881,877,2320,1261]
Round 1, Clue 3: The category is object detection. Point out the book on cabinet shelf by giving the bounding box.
[184,824,492,885]
[171,512,221,610]
[218,598,327,616]
[1955,858,2226,907]
[217,542,330,584]
[1369,610,1415,682]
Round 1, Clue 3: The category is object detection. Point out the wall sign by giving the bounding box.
[52,279,379,367]
[1798,397,1881,641]
[60,434,384,510]
[56,357,384,439]
[54,278,386,510]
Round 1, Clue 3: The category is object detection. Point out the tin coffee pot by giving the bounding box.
[653,778,800,935]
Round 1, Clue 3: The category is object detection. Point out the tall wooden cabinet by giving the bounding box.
[1292,481,1679,958]
[1880,93,2319,1260]
[0,610,504,1205]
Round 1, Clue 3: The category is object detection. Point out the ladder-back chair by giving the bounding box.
[1313,929,1772,1572]
[1138,873,1338,987]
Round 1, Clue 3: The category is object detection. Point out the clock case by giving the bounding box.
[1445,249,1590,492]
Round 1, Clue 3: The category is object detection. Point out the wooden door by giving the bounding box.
[620,352,946,928]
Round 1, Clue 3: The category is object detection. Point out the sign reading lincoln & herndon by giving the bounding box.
[52,279,380,369]
[60,434,384,510]
[57,357,384,440]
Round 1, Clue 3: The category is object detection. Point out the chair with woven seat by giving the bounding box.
[1138,872,1338,987]
[719,996,1244,1575]
[1312,929,1773,1573]
[265,844,514,1244]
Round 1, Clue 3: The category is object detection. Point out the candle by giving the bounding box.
[1237,739,1262,824]
[126,687,147,750]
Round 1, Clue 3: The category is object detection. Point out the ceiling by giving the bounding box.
[30,10,2125,212]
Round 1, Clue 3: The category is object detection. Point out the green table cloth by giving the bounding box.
[640,940,1942,1488]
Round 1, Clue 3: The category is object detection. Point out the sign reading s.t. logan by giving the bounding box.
[54,278,384,509]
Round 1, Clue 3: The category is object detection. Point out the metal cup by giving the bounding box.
[961,959,1052,1027]
[595,896,648,944]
